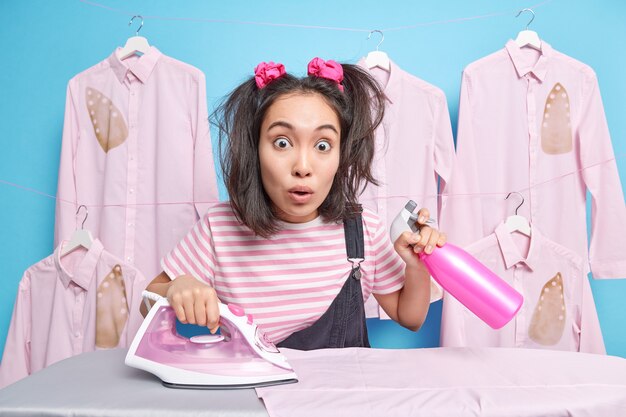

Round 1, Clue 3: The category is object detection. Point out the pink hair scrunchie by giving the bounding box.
[254,61,286,89]
[307,57,344,92]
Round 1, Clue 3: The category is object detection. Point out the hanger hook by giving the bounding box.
[515,8,535,31]
[367,30,385,51]
[505,192,524,216]
[76,205,88,230]
[128,15,144,36]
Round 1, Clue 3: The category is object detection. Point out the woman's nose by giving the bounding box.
[292,149,312,177]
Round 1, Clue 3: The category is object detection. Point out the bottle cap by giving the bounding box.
[405,200,417,213]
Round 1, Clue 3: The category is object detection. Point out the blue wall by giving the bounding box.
[0,0,624,359]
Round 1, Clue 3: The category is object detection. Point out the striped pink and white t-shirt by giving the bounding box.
[161,202,405,343]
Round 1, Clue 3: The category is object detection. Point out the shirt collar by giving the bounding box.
[494,222,538,271]
[54,239,104,290]
[505,39,553,82]
[357,57,399,105]
[108,45,162,84]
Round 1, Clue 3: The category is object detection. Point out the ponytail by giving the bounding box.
[323,64,385,217]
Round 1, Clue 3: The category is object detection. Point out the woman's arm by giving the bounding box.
[374,208,446,331]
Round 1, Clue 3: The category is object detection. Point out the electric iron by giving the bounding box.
[125,291,298,389]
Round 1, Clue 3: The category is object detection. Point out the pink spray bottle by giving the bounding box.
[390,201,523,329]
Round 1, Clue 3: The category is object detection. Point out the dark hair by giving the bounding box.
[212,63,386,238]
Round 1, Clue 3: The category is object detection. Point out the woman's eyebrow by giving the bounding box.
[315,124,339,134]
[267,120,294,131]
[267,121,338,135]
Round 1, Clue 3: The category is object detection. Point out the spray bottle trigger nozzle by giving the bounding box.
[404,200,418,212]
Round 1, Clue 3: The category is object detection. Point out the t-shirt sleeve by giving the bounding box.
[368,213,405,294]
[160,213,216,286]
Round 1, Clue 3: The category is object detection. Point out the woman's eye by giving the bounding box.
[273,138,291,149]
[316,140,331,152]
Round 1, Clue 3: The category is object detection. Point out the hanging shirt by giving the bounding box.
[357,59,455,317]
[0,240,147,388]
[440,222,605,354]
[440,40,626,279]
[357,59,455,235]
[54,46,218,281]
[161,202,406,343]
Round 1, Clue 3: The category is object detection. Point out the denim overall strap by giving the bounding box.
[277,207,370,350]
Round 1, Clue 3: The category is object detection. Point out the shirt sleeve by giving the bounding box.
[0,275,32,389]
[123,266,149,346]
[160,212,216,286]
[191,71,219,218]
[432,91,456,223]
[54,80,80,245]
[439,69,485,247]
[577,274,606,354]
[578,70,626,278]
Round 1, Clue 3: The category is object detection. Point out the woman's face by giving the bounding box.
[258,92,341,223]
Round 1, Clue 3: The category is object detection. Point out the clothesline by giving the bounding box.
[1,153,622,208]
[78,0,554,33]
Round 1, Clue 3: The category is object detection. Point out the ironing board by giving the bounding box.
[1,347,626,417]
[0,348,269,417]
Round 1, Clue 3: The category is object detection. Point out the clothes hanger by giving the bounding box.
[504,192,531,236]
[514,8,542,51]
[365,30,390,71]
[117,15,150,60]
[61,205,94,256]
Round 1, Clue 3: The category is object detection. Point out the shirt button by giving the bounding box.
[129,188,134,194]
[74,332,80,338]
[128,222,133,227]
[127,256,133,262]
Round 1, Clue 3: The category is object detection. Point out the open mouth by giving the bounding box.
[288,187,313,203]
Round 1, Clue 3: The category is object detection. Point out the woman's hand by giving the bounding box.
[165,275,221,333]
[393,207,446,269]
